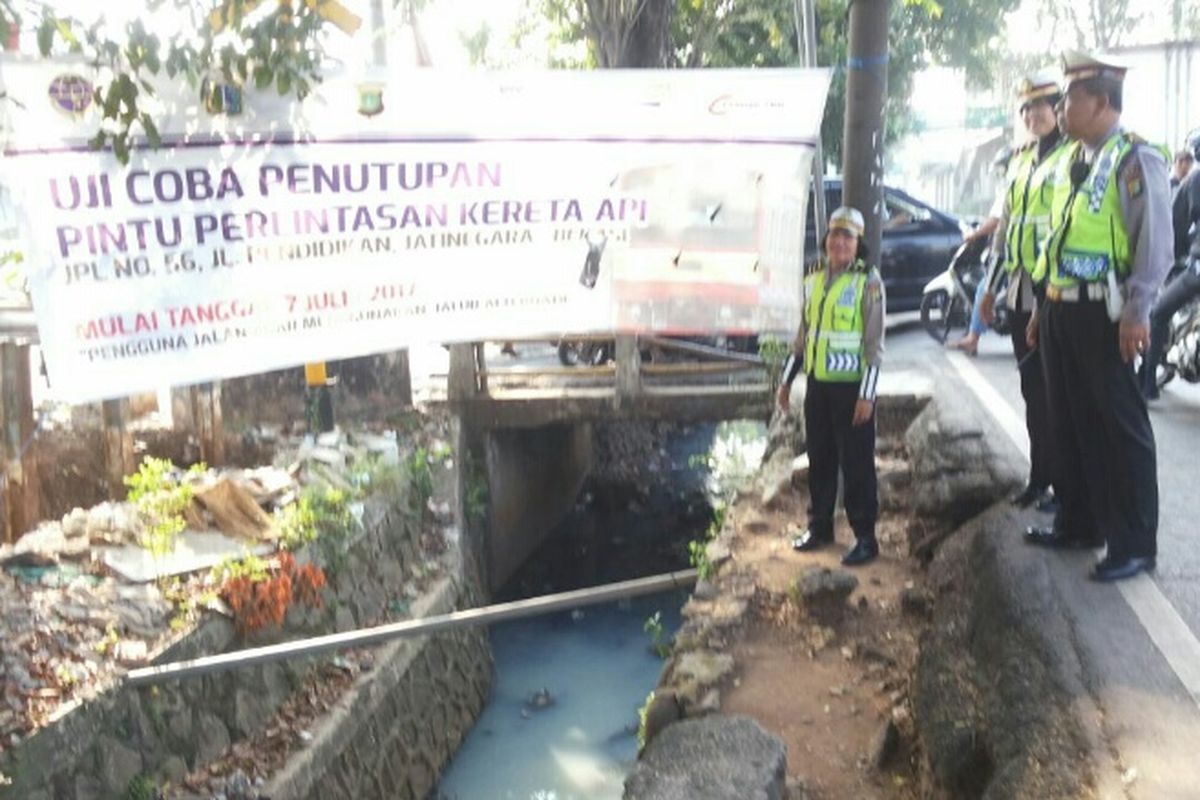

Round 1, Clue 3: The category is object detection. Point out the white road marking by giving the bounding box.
[946,350,1200,712]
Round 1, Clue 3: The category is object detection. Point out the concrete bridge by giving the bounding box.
[440,335,774,592]
[442,335,773,427]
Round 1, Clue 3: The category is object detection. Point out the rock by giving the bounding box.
[524,688,555,711]
[316,430,342,448]
[692,579,719,601]
[674,650,735,688]
[764,403,805,463]
[705,538,732,569]
[625,714,787,800]
[741,516,771,535]
[95,736,143,795]
[694,688,721,715]
[61,507,89,539]
[113,639,149,666]
[904,396,1024,539]
[790,453,810,482]
[785,776,812,800]
[3,523,70,567]
[334,606,356,632]
[869,719,900,771]
[358,433,400,465]
[195,711,231,765]
[793,567,858,622]
[232,687,271,738]
[160,755,189,785]
[640,690,682,751]
[85,502,139,544]
[900,586,931,618]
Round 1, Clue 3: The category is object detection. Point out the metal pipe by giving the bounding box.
[125,568,699,687]
[640,335,765,364]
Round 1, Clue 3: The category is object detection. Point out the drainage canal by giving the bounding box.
[433,420,766,800]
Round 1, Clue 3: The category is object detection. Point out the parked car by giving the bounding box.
[806,179,968,313]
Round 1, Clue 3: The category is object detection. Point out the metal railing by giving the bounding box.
[125,568,699,687]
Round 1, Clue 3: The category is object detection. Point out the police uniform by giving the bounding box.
[1027,52,1172,581]
[780,207,886,566]
[983,70,1070,506]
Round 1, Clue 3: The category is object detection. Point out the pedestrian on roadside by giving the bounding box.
[976,69,1071,514]
[947,148,1012,357]
[1171,148,1194,190]
[1025,52,1171,582]
[777,206,885,567]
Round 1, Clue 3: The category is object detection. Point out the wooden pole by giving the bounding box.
[0,344,40,542]
[189,383,225,466]
[102,397,135,500]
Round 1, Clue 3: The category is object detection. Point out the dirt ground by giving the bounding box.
[719,448,926,799]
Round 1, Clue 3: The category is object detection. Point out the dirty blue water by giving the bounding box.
[433,591,685,800]
[433,421,764,800]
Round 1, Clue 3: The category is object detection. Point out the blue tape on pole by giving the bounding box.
[847,53,890,69]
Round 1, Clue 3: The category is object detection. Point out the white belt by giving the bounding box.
[1047,282,1108,302]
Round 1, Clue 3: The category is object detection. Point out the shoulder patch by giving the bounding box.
[868,281,883,302]
[1122,159,1144,198]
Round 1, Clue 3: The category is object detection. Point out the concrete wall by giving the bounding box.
[0,480,489,800]
[485,423,593,592]
[267,577,491,800]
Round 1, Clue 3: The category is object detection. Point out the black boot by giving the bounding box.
[792,529,833,552]
[841,538,878,566]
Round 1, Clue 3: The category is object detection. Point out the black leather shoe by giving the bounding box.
[792,529,833,552]
[1090,556,1156,582]
[841,539,879,566]
[1034,490,1059,515]
[1024,525,1103,549]
[1011,483,1047,508]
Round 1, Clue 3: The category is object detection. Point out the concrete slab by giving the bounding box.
[101,531,272,583]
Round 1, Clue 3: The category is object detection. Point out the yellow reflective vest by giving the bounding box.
[1003,139,1070,276]
[804,260,869,382]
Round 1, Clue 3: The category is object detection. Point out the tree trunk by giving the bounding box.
[841,0,889,265]
[620,0,674,68]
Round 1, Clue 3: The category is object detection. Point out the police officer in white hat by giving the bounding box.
[978,69,1070,513]
[1026,51,1172,581]
[778,206,886,566]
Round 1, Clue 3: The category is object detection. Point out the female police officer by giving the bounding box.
[777,206,886,566]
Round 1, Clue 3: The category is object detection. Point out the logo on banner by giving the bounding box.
[707,94,784,116]
[48,74,93,116]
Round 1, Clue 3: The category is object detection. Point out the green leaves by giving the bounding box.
[28,0,339,164]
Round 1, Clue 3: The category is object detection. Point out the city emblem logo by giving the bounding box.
[48,74,93,116]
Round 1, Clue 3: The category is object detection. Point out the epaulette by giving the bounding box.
[1015,140,1037,154]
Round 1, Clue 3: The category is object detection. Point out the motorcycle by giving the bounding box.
[556,337,613,367]
[1153,296,1200,391]
[919,236,1010,343]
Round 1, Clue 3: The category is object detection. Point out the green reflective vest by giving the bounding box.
[1034,131,1164,288]
[1003,139,1070,275]
[804,260,868,382]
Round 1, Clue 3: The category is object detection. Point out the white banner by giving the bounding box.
[0,60,829,402]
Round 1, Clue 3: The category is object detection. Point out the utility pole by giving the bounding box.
[841,0,889,262]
